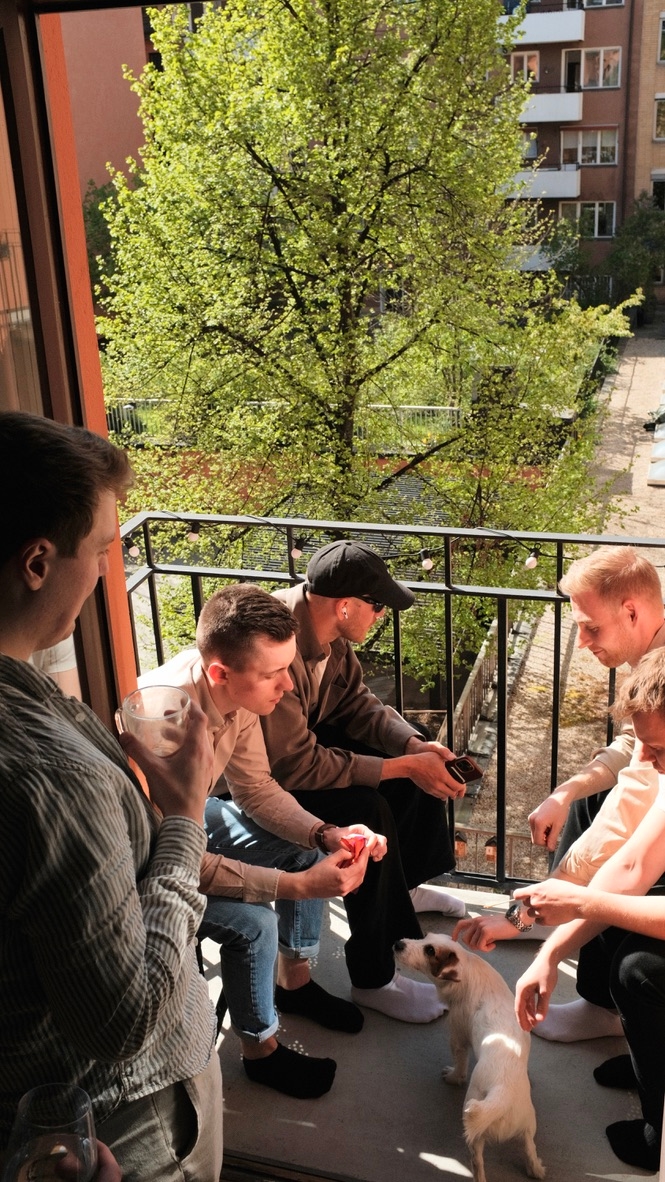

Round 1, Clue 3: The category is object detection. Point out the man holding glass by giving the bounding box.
[0,413,222,1182]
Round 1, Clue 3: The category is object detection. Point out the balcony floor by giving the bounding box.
[203,886,652,1182]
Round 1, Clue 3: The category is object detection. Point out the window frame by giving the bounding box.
[511,50,540,83]
[581,46,621,89]
[655,95,665,141]
[559,200,616,238]
[560,128,618,166]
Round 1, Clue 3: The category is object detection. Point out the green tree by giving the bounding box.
[101,0,540,515]
[103,0,633,684]
[602,192,665,316]
[82,179,116,303]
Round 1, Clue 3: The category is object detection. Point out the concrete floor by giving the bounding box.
[202,886,653,1182]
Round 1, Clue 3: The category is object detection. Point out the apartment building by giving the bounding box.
[505,0,643,267]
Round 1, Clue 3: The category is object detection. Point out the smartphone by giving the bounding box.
[445,755,483,785]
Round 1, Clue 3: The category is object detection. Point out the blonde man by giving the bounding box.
[514,646,665,1174]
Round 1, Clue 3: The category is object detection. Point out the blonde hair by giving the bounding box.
[611,648,665,722]
[559,546,663,608]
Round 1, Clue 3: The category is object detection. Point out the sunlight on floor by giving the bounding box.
[418,1151,472,1176]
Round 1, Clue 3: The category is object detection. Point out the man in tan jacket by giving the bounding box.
[141,583,386,1098]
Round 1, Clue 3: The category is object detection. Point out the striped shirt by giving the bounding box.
[0,655,216,1147]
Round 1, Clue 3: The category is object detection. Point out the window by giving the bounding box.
[561,128,618,165]
[522,131,538,160]
[582,47,621,88]
[584,0,623,6]
[660,18,665,63]
[654,180,665,210]
[656,98,665,140]
[560,201,615,237]
[511,52,539,82]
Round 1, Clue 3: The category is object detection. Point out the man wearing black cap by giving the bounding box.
[261,540,466,1023]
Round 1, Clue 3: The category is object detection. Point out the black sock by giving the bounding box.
[243,1042,336,1099]
[275,979,364,1033]
[606,1120,659,1173]
[594,1055,637,1090]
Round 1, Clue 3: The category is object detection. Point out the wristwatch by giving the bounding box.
[313,823,336,852]
[505,899,534,933]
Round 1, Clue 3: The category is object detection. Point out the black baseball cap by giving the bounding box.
[305,540,415,611]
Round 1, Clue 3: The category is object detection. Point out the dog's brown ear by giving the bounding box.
[433,948,461,982]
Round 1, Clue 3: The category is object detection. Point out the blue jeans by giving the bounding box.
[200,797,324,1042]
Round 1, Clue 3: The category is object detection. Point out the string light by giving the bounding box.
[290,536,304,559]
[524,548,539,570]
[187,521,201,543]
[124,536,140,559]
[420,548,434,571]
[454,831,468,859]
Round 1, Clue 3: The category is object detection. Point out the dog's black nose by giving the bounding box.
[393,940,405,952]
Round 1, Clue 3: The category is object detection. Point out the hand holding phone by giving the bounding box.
[444,755,483,785]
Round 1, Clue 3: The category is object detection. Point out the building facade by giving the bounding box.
[505,0,645,268]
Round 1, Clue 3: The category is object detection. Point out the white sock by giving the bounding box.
[351,973,447,1023]
[409,885,466,918]
[533,999,624,1043]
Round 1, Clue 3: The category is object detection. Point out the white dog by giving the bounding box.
[394,934,545,1182]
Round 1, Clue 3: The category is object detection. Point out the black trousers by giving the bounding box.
[577,926,665,1138]
[291,723,455,989]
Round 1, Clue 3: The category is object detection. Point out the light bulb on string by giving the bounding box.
[420,548,434,572]
[484,835,497,863]
[290,536,304,560]
[524,548,539,571]
[187,522,201,544]
[124,536,140,559]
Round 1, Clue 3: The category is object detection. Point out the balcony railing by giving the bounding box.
[501,1,585,45]
[519,86,584,122]
[511,162,581,199]
[122,513,665,894]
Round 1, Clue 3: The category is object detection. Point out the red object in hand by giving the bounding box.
[340,834,367,860]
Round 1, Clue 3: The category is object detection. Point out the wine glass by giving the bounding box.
[2,1084,98,1181]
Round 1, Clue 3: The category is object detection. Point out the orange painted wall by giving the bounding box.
[59,7,146,197]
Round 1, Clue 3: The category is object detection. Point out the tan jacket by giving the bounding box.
[140,650,322,903]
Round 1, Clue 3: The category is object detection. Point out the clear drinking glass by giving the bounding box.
[119,685,190,755]
[2,1084,98,1181]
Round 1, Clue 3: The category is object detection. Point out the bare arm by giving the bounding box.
[514,801,665,1030]
[528,758,618,849]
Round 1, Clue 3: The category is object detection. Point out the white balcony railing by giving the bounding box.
[500,8,585,44]
[519,89,584,123]
[510,164,581,199]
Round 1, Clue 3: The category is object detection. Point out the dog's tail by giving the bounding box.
[463,1089,510,1145]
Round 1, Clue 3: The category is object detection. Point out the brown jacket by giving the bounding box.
[262,583,419,791]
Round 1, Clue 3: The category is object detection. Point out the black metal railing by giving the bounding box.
[121,513,665,892]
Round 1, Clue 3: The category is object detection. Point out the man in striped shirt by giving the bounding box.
[0,413,223,1182]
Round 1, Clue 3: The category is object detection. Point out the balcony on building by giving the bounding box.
[500,0,585,45]
[511,161,581,199]
[519,84,584,123]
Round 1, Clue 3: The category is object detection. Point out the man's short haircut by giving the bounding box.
[0,412,133,567]
[197,584,298,669]
[611,648,665,722]
[559,546,663,608]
